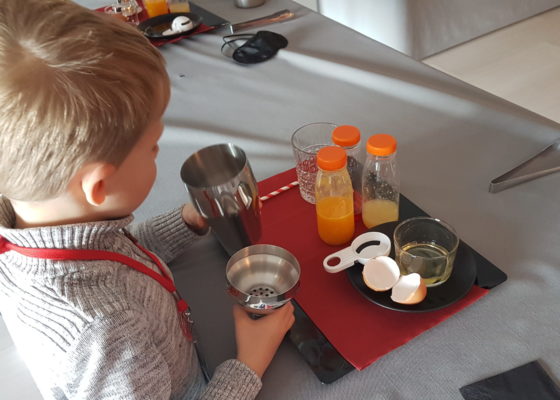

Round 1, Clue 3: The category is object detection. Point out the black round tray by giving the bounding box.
[139,12,202,39]
[346,221,477,312]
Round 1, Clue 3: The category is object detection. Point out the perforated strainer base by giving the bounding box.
[249,285,277,298]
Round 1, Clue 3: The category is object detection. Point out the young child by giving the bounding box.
[0,1,294,399]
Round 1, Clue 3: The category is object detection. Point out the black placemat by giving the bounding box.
[460,360,560,400]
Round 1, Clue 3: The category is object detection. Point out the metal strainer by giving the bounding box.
[226,244,300,314]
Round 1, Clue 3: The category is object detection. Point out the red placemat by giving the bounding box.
[257,169,489,370]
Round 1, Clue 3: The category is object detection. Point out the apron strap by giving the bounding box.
[0,234,187,311]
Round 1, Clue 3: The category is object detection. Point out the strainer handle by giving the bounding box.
[323,247,357,273]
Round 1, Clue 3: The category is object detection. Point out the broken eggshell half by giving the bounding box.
[390,273,427,305]
[362,256,400,291]
[362,256,427,305]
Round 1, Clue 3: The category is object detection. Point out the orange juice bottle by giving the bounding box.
[144,0,169,17]
[168,0,190,12]
[361,134,399,228]
[315,146,355,245]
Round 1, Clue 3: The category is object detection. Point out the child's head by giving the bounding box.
[0,0,169,202]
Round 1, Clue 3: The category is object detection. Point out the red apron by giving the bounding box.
[0,230,193,341]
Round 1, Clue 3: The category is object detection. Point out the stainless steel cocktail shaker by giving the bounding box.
[234,0,265,8]
[181,143,262,256]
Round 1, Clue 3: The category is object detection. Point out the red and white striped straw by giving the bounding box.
[260,181,299,202]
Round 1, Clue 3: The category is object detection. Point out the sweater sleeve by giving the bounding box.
[62,310,172,400]
[200,359,262,400]
[129,207,203,263]
[62,311,261,400]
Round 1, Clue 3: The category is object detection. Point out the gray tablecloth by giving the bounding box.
[5,1,560,399]
[140,2,560,399]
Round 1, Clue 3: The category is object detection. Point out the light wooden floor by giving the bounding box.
[423,7,560,124]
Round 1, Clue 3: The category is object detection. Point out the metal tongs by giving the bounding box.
[229,9,294,33]
[489,138,560,193]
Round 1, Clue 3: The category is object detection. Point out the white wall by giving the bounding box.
[317,0,560,59]
[318,1,412,55]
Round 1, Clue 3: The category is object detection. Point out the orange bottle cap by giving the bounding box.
[332,125,360,147]
[317,146,347,170]
[366,134,397,156]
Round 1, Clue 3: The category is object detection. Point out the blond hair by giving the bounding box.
[0,0,169,201]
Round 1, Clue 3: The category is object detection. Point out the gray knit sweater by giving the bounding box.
[0,197,261,399]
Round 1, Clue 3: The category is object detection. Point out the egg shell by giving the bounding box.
[390,273,427,305]
[362,256,400,292]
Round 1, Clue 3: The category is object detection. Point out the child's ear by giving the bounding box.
[80,163,117,206]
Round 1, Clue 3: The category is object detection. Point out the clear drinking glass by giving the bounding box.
[393,217,459,287]
[104,0,140,25]
[291,122,338,204]
[120,0,140,24]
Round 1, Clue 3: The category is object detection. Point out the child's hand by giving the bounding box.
[233,302,295,378]
[181,203,209,235]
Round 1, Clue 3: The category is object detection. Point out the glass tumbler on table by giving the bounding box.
[393,217,459,287]
[104,0,139,25]
[119,0,140,24]
[291,122,338,204]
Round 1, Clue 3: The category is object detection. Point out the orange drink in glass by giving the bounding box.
[316,197,354,245]
[168,0,190,13]
[144,0,168,17]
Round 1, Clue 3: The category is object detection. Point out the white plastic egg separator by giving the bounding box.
[323,232,391,273]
